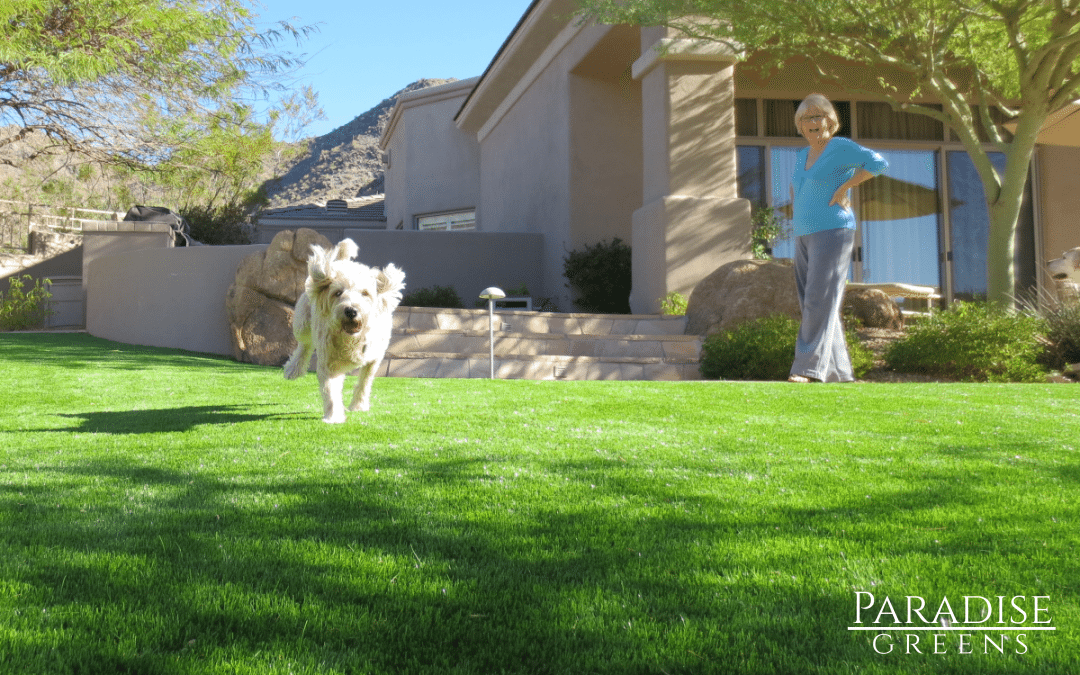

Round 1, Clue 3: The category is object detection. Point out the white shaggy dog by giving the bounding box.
[283,239,405,423]
[1047,247,1080,283]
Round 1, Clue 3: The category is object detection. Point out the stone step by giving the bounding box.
[389,330,701,361]
[394,306,688,336]
[382,307,702,381]
[380,352,701,381]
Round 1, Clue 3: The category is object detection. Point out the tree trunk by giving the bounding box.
[986,197,1019,305]
[983,136,1037,307]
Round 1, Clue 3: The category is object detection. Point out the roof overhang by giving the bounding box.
[379,77,481,150]
[454,0,581,137]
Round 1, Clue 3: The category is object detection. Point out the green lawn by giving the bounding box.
[1,333,1077,674]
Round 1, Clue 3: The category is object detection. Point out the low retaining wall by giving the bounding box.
[86,230,545,358]
[87,244,264,356]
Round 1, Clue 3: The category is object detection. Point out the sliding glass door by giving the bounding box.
[945,151,1037,302]
[855,149,942,288]
[752,145,1034,301]
[768,146,942,286]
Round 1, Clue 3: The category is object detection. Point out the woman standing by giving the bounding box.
[788,94,888,383]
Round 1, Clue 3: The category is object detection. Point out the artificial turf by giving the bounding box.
[0,333,1077,674]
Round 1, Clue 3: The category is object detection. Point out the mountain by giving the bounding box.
[260,78,456,208]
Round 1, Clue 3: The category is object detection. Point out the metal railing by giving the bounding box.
[0,199,124,251]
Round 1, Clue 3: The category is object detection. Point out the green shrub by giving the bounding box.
[563,238,631,314]
[700,314,873,381]
[750,207,789,260]
[884,302,1047,382]
[401,285,465,308]
[659,292,688,316]
[1,275,53,331]
[181,203,252,245]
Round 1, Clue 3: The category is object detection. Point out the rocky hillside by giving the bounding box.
[0,78,455,211]
[260,78,456,207]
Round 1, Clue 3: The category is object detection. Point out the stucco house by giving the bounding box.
[380,0,1077,314]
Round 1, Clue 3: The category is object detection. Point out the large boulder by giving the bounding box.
[685,259,801,336]
[684,258,904,336]
[225,228,331,365]
[843,287,903,330]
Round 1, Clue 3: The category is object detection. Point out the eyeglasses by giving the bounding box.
[802,115,828,123]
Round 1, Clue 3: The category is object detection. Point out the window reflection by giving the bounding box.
[857,149,941,288]
[739,145,1035,301]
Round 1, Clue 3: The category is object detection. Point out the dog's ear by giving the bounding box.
[377,263,406,312]
[306,244,332,289]
[332,239,359,262]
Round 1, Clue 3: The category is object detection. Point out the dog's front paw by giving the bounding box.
[322,413,347,424]
[347,399,370,413]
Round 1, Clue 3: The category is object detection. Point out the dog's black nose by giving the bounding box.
[344,307,357,319]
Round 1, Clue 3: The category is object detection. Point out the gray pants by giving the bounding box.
[791,228,856,382]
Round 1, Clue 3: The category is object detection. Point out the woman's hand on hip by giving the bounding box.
[830,189,851,211]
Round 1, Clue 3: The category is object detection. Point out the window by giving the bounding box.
[763,99,851,138]
[416,210,476,231]
[737,98,1035,302]
[857,102,943,141]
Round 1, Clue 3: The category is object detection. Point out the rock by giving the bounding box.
[225,228,331,365]
[685,258,904,336]
[1065,363,1080,381]
[843,287,903,329]
[685,259,801,336]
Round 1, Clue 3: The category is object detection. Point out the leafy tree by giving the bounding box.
[576,0,1080,305]
[0,0,321,207]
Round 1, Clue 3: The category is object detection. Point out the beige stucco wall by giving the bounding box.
[336,230,544,302]
[1036,145,1080,284]
[472,23,654,312]
[461,13,751,313]
[569,25,643,249]
[87,244,263,356]
[381,78,480,231]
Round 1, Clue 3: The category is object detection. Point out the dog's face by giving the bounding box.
[305,239,406,336]
[1047,247,1080,282]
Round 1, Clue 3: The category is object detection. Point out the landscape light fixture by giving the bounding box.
[478,287,506,379]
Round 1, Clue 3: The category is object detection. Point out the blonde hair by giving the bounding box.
[794,94,840,135]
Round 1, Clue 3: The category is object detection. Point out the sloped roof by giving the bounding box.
[259,195,386,222]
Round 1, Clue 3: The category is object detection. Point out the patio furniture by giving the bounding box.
[847,282,940,317]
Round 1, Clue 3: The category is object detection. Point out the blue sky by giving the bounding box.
[254,0,534,138]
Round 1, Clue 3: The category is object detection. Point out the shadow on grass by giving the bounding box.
[49,405,297,434]
[0,332,260,371]
[1,454,1071,675]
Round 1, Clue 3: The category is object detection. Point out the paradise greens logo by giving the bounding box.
[850,592,1056,655]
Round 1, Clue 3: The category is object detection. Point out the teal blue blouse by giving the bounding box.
[791,137,888,237]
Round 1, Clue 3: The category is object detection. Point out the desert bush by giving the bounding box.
[1042,301,1080,367]
[181,203,253,245]
[700,314,873,381]
[1022,297,1080,369]
[659,292,688,316]
[884,302,1047,382]
[563,238,631,314]
[401,285,465,309]
[1,275,54,331]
